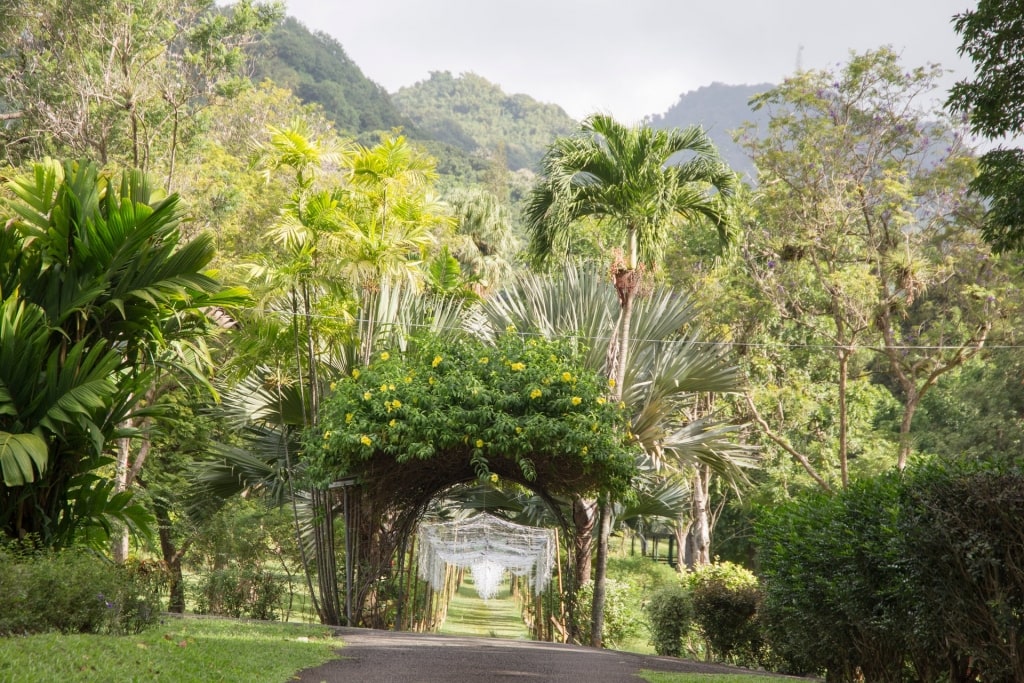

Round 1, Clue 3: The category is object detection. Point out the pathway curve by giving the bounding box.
[295,627,773,683]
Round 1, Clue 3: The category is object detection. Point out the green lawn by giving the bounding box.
[438,576,531,640]
[638,673,798,683]
[0,617,339,683]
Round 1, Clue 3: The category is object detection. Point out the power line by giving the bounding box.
[224,305,1018,352]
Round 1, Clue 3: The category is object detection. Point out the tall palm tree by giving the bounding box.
[481,266,752,645]
[523,116,739,645]
[524,114,737,392]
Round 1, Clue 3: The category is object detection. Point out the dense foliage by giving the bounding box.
[686,562,764,666]
[644,584,694,657]
[756,459,1024,682]
[0,547,164,636]
[305,331,640,498]
[0,159,242,547]
[947,0,1024,251]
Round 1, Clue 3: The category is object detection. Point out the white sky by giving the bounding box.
[282,0,976,123]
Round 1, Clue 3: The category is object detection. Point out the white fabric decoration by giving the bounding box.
[417,513,556,600]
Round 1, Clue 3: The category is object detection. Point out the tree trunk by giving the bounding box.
[154,501,187,613]
[572,496,596,583]
[112,435,132,563]
[689,467,711,568]
[838,348,850,489]
[590,494,612,647]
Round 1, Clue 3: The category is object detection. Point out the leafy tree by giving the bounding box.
[0,159,242,547]
[0,0,282,183]
[740,48,1001,480]
[947,0,1024,251]
[524,114,738,645]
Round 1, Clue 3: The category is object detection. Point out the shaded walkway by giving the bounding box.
[295,628,777,682]
[438,576,530,640]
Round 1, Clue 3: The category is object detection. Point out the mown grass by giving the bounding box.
[438,576,530,640]
[0,617,339,683]
[638,673,798,683]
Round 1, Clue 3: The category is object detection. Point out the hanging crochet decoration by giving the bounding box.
[417,513,557,600]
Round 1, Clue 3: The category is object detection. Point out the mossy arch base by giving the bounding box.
[333,448,601,633]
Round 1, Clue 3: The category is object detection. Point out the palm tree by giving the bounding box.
[523,116,739,646]
[524,114,737,393]
[481,266,752,645]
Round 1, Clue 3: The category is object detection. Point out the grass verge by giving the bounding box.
[0,617,339,683]
[638,673,797,683]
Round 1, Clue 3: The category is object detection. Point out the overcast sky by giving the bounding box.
[282,0,976,122]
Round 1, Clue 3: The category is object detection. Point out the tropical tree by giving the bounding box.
[523,114,739,645]
[481,266,752,644]
[0,0,282,183]
[0,159,243,547]
[947,0,1024,252]
[740,48,1007,479]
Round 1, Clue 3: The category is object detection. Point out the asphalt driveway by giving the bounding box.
[295,627,774,682]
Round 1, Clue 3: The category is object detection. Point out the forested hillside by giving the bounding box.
[250,16,409,135]
[392,71,578,170]
[647,82,774,179]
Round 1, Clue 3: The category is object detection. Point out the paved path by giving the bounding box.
[294,627,772,683]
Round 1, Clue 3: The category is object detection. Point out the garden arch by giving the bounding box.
[309,331,640,632]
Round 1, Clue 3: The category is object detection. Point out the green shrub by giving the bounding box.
[0,546,163,636]
[193,567,285,621]
[686,561,764,666]
[573,579,641,648]
[898,459,1024,682]
[644,584,693,657]
[755,475,909,681]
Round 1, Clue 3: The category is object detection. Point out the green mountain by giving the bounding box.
[391,71,578,171]
[646,82,774,180]
[250,16,408,135]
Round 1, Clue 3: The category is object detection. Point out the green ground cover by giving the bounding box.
[639,673,796,683]
[0,617,339,683]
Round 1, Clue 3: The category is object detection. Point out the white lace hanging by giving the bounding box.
[417,513,556,600]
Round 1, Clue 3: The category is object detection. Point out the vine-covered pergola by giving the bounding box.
[304,330,640,628]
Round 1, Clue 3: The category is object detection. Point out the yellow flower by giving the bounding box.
[389,419,396,427]
[515,427,523,434]
[475,439,484,448]
[345,413,354,423]
[363,391,372,400]
[405,376,413,384]
[352,368,360,379]
[489,473,499,483]
[550,355,558,362]
[360,435,372,446]
[561,372,572,382]
[608,378,616,388]
[380,383,388,392]
[380,351,390,361]
[530,388,542,399]
[596,397,607,405]
[510,362,525,372]
[322,431,332,440]
[392,399,401,408]
[581,446,588,455]
[329,382,337,391]
[619,401,626,409]
[571,396,582,406]
[389,383,396,391]
[432,355,443,367]
[428,376,436,385]
[479,356,489,364]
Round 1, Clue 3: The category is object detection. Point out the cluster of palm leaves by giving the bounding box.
[0,159,244,547]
